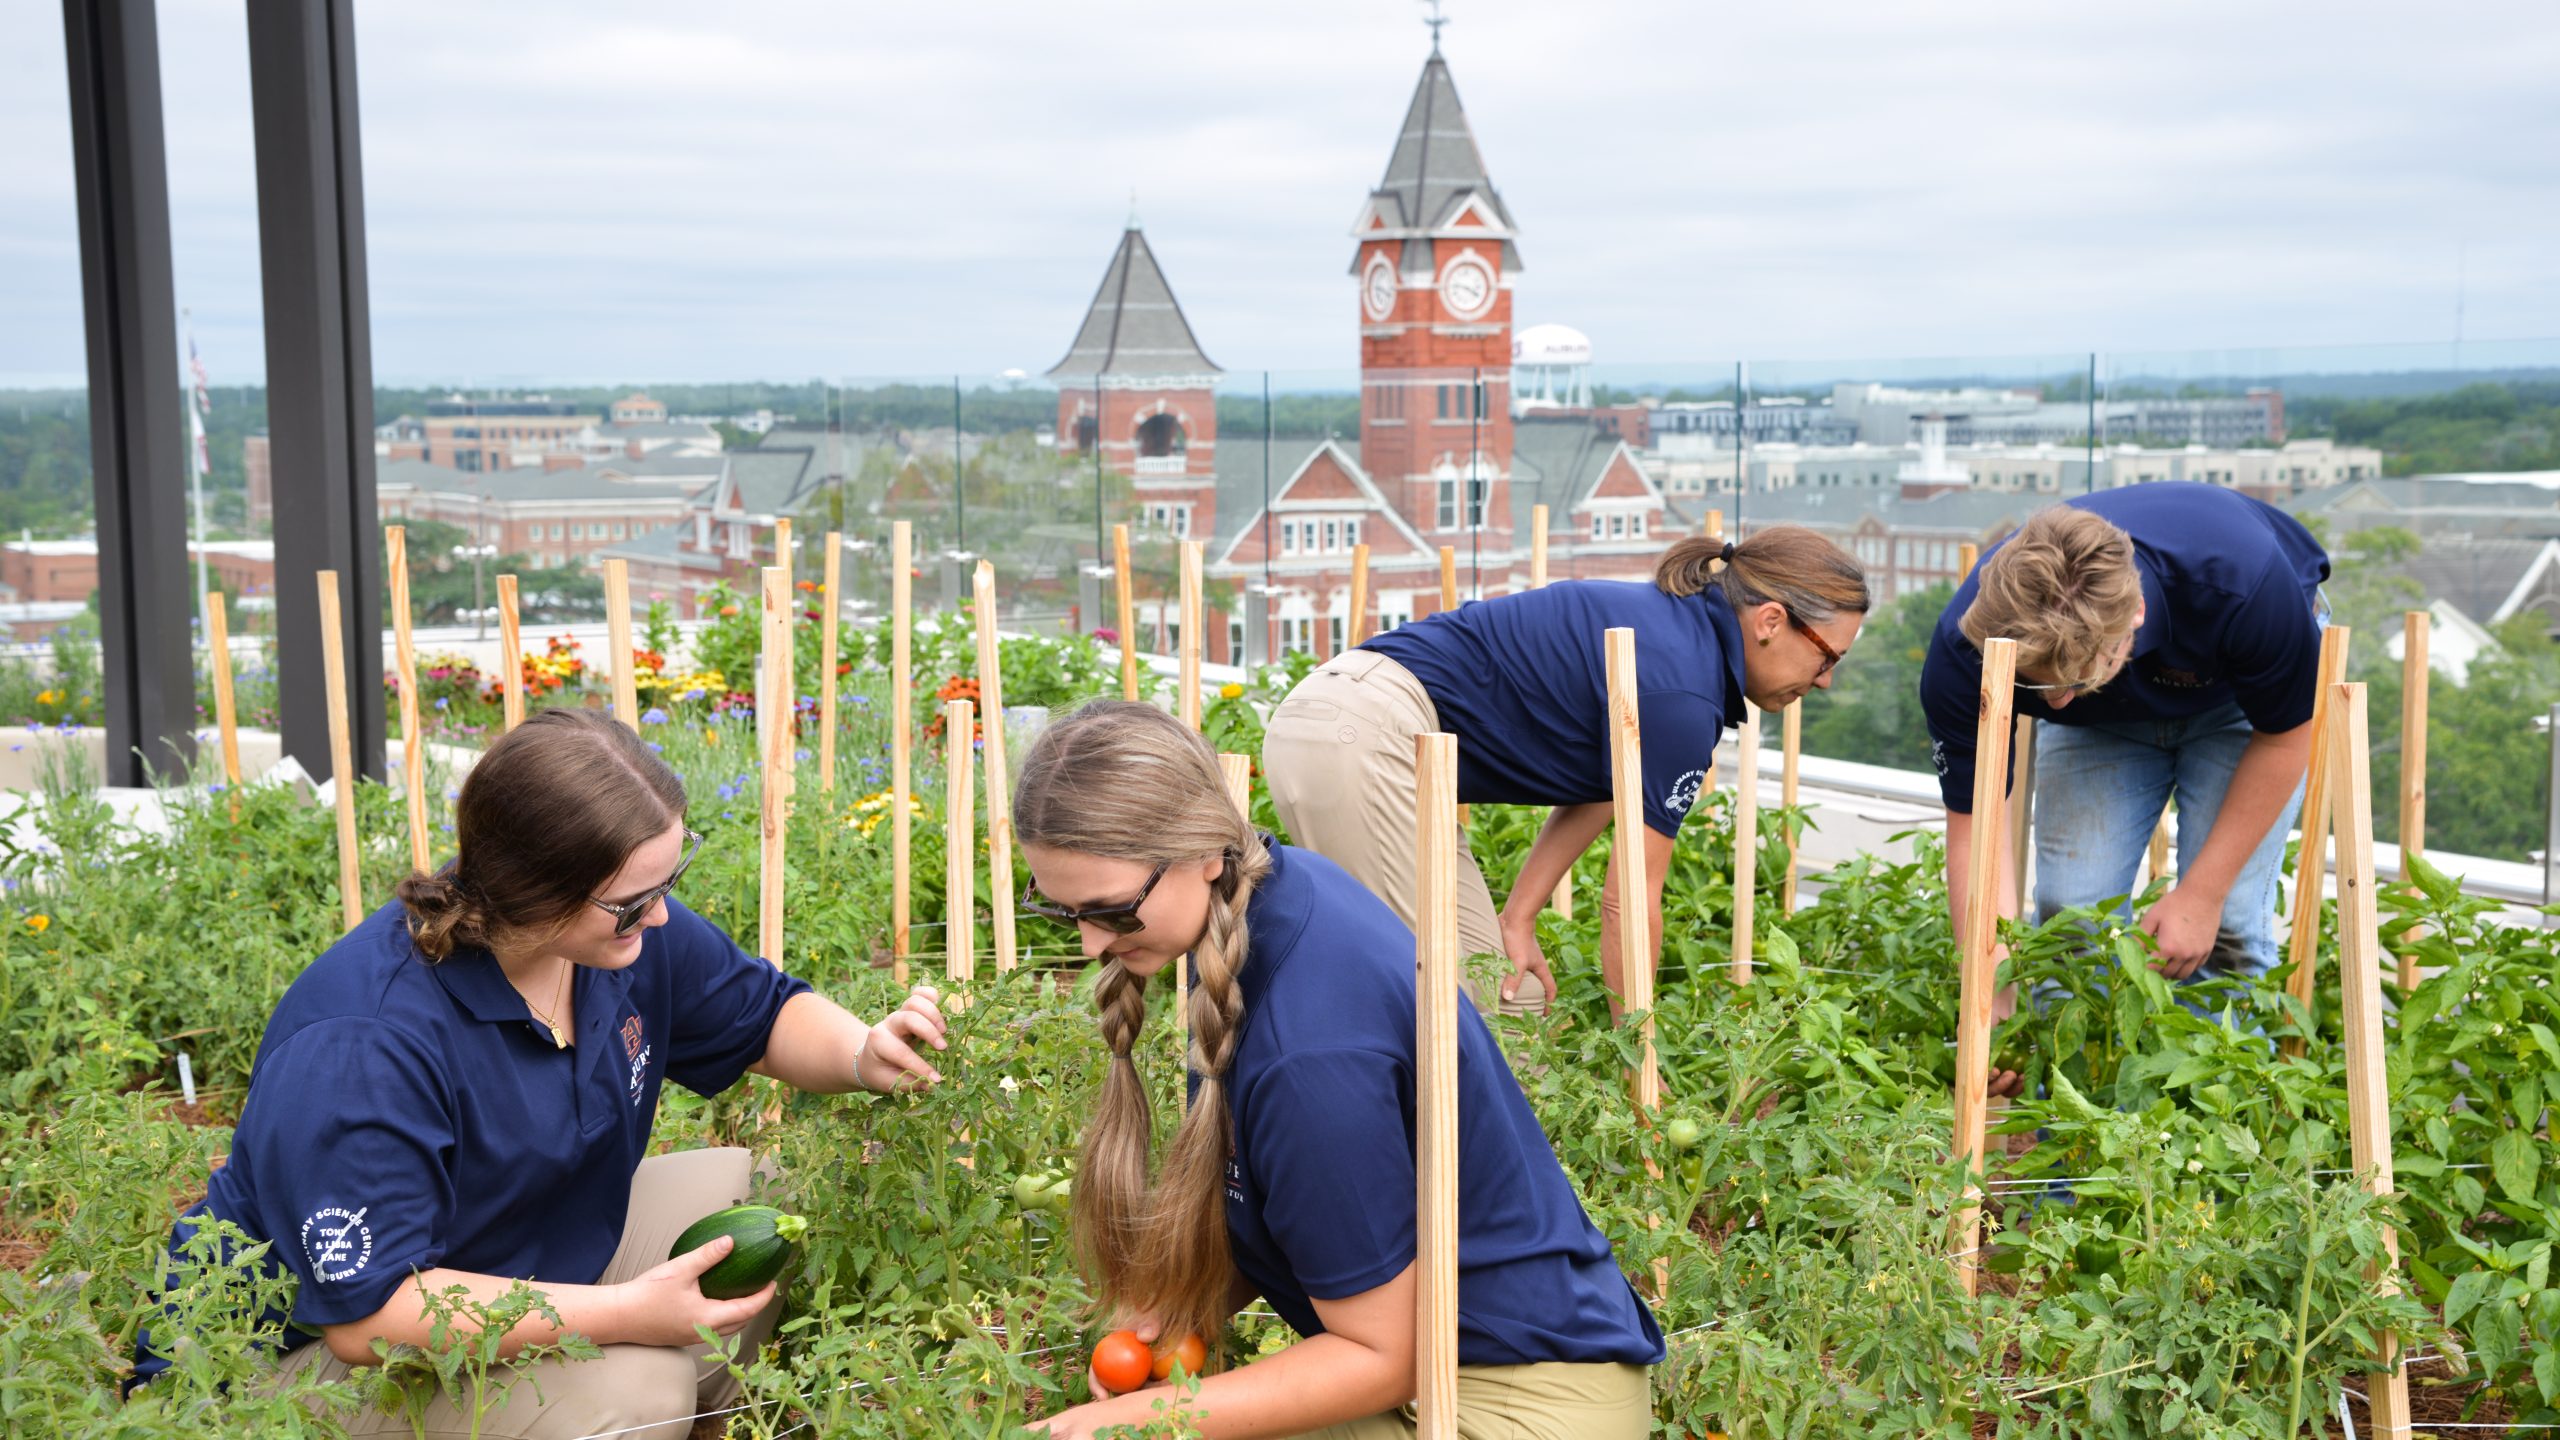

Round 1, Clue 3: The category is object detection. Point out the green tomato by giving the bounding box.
[2073,1236,2123,1280]
[1040,1176,1074,1212]
[1665,1118,1704,1152]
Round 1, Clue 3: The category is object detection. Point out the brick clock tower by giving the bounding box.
[1351,43,1520,580]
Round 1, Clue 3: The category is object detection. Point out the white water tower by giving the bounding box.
[1511,323,1593,416]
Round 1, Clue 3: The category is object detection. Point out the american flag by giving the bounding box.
[186,329,209,476]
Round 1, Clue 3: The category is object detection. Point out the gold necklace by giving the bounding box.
[523,959,574,1049]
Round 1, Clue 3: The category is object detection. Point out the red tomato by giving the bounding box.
[1091,1330,1151,1395]
[1151,1332,1208,1381]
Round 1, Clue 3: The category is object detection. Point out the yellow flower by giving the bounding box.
[24,914,49,933]
[704,728,721,746]
[35,689,59,706]
[1219,683,1243,700]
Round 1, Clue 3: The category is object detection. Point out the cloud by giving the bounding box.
[2,0,2554,387]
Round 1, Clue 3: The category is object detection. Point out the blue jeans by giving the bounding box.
[2030,700,2306,986]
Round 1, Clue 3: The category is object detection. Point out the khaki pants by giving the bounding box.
[1263,650,1529,1009]
[1302,1360,1652,1439]
[270,1147,782,1440]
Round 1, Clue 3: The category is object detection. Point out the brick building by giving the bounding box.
[0,538,275,607]
[1047,222,1222,540]
[374,457,699,569]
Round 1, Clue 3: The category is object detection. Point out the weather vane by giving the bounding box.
[1422,0,1448,54]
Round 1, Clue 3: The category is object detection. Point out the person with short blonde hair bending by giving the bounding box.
[1920,483,2331,1093]
[1263,526,1868,1015]
[1016,702,1661,1440]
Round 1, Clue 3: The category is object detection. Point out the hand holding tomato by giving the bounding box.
[1151,1332,1208,1382]
[1090,1330,1153,1396]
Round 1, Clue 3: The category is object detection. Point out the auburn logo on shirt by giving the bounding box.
[621,1015,652,1106]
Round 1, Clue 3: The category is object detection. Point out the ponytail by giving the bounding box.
[395,867,479,961]
[1656,524,1870,623]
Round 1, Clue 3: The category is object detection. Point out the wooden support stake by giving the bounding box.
[1603,629,1659,1110]
[1531,508,1572,918]
[1731,703,1760,984]
[2282,625,2352,1055]
[1951,636,2019,1296]
[974,562,1017,974]
[1957,542,1978,581]
[1706,509,1725,572]
[759,566,790,967]
[945,698,977,994]
[386,527,430,875]
[495,574,525,732]
[316,570,362,932]
[2146,812,2172,888]
[892,521,914,984]
[1218,752,1253,823]
[604,558,639,730]
[2398,611,2429,987]
[1348,543,1371,648]
[1114,523,1139,701]
[1438,547,1458,613]
[1179,541,1204,730]
[1780,699,1801,913]
[774,517,792,583]
[1411,730,1461,1440]
[204,591,241,790]
[2328,681,2414,1436]
[819,531,842,793]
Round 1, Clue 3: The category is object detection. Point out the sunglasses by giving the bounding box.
[1789,613,1844,679]
[1022,860,1174,936]
[590,828,703,937]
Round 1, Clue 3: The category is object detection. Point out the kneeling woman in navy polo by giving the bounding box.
[1264,524,1867,1015]
[134,709,949,1439]
[1016,702,1664,1440]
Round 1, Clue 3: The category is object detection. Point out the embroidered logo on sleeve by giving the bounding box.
[1930,738,1950,777]
[621,1015,653,1106]
[301,1207,374,1282]
[1666,769,1708,816]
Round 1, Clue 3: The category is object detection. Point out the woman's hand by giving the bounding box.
[1086,1312,1163,1400]
[1495,910,1555,1015]
[855,984,948,1093]
[610,1236,776,1347]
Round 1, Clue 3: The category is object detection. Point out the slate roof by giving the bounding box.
[1507,416,1647,535]
[2393,535,2560,620]
[2284,476,2560,540]
[1355,52,1522,275]
[376,455,691,505]
[1732,483,2046,537]
[1208,436,1344,552]
[1045,227,1221,380]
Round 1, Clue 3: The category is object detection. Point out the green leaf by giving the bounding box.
[2472,1297,2523,1379]
[2494,1126,2542,1205]
[2164,1054,2220,1090]
[2530,1022,2560,1069]
[2446,1267,2499,1327]
[2536,1346,2558,1406]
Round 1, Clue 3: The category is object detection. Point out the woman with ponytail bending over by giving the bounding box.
[1019,702,1662,1439]
[1263,527,1868,1013]
[133,709,949,1439]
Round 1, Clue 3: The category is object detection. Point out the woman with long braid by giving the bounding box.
[1017,702,1661,1440]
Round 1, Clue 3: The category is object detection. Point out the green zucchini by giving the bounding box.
[669,1204,807,1300]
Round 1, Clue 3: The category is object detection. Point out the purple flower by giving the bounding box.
[641,707,669,725]
[646,741,664,753]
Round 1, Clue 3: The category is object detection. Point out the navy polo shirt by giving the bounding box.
[1361,580,1748,836]
[1211,841,1665,1367]
[134,897,807,1382]
[1922,483,2331,812]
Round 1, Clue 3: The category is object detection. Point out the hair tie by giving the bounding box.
[1718,540,1737,565]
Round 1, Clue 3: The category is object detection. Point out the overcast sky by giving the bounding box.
[4,0,2557,389]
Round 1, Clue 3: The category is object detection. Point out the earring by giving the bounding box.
[1758,636,1771,646]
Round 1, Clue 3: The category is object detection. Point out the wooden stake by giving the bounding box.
[892,521,914,984]
[604,558,639,730]
[204,591,242,792]
[1957,542,1978,581]
[2282,625,2352,1055]
[1412,730,1461,1440]
[819,531,841,793]
[495,574,525,732]
[1706,509,1724,571]
[973,562,1017,974]
[1348,543,1371,648]
[1780,699,1801,913]
[1603,629,1659,1111]
[2146,812,2172,888]
[2327,681,2414,1436]
[1438,546,1458,613]
[945,698,977,994]
[386,527,430,875]
[1178,540,1203,730]
[2008,714,2036,905]
[759,566,790,967]
[1113,523,1138,701]
[316,570,362,932]
[2398,611,2429,987]
[774,517,792,583]
[1731,703,1759,984]
[1531,508,1572,919]
[1951,636,2019,1296]
[1219,752,1252,822]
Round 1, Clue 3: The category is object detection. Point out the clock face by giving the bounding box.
[1362,257,1397,322]
[1440,255,1494,320]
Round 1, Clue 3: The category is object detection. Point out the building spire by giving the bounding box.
[1128,187,1140,231]
[1422,0,1448,55]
